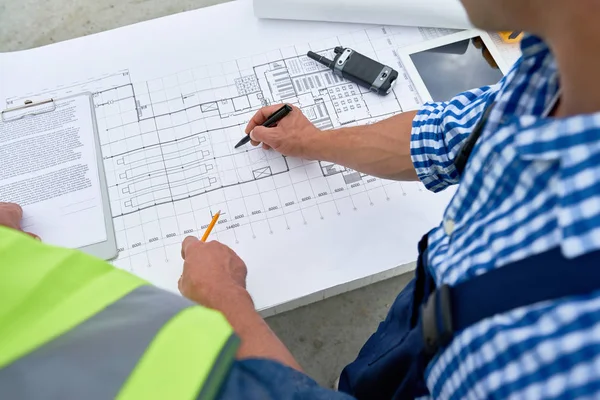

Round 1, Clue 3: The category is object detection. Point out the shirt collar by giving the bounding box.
[520,34,551,59]
[511,35,600,160]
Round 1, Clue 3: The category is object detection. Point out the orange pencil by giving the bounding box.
[201,210,221,242]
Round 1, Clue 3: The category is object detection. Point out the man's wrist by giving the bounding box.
[309,128,340,161]
[199,284,254,313]
[313,126,364,163]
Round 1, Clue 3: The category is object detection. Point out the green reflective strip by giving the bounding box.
[196,335,240,400]
[0,226,146,369]
[117,307,238,400]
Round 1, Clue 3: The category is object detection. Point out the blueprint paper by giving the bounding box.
[0,0,473,310]
[254,0,472,29]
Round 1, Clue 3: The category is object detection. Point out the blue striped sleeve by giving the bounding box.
[410,86,499,192]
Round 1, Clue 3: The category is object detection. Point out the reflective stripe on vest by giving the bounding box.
[0,226,239,399]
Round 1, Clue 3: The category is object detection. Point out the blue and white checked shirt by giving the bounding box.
[411,35,600,399]
[215,35,600,400]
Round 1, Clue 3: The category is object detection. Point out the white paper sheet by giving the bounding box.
[0,0,467,311]
[254,0,472,29]
[0,96,107,248]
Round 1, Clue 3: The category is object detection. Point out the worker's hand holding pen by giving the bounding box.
[243,104,322,159]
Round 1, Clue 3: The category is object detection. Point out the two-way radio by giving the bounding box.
[307,47,398,96]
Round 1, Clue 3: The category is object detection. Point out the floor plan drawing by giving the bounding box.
[2,16,463,305]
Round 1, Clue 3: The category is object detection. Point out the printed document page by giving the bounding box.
[0,96,107,248]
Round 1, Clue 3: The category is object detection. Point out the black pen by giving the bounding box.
[235,104,293,149]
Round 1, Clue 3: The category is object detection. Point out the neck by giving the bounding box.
[541,8,600,117]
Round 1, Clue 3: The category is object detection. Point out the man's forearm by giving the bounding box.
[204,286,302,372]
[313,110,419,181]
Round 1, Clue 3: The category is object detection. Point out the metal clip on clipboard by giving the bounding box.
[1,98,57,123]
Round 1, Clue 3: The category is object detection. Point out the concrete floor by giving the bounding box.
[0,0,413,386]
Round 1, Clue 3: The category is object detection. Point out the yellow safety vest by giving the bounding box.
[0,226,238,399]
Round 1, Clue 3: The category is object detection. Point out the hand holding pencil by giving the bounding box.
[179,210,249,305]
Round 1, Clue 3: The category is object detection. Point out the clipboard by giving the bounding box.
[1,93,118,260]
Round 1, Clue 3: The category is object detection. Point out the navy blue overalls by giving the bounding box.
[338,104,600,399]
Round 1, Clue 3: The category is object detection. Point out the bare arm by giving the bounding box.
[201,284,301,370]
[179,238,302,371]
[246,105,419,181]
[315,111,419,181]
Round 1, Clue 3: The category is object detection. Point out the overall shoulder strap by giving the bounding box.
[422,247,600,355]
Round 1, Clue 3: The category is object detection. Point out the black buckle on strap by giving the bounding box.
[422,284,454,356]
